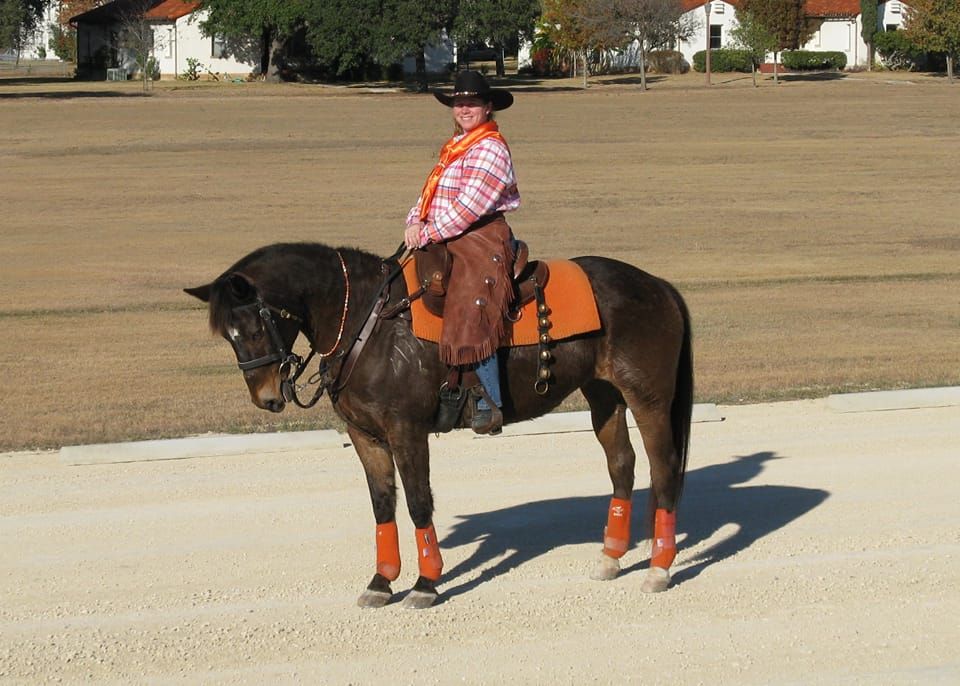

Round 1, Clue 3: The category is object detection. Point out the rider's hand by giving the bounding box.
[404,223,423,250]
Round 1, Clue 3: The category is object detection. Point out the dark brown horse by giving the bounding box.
[185,242,692,608]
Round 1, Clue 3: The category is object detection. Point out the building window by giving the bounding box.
[710,25,722,49]
[211,34,227,59]
[891,1,901,13]
[886,24,899,31]
[165,28,173,59]
[714,2,724,14]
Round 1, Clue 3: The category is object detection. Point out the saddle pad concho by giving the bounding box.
[401,258,602,347]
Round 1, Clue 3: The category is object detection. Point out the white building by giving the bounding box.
[72,0,257,80]
[677,0,910,70]
[16,2,61,60]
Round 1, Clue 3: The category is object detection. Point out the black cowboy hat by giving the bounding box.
[433,70,514,111]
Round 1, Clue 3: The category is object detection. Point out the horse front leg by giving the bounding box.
[390,430,442,609]
[348,426,402,608]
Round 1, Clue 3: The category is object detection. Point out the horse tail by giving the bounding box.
[668,284,694,506]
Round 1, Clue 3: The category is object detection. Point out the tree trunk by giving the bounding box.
[773,51,779,84]
[266,35,283,83]
[751,61,758,87]
[495,44,505,77]
[948,55,955,82]
[259,26,271,78]
[415,49,428,92]
[867,41,874,71]
[581,50,588,89]
[639,49,647,91]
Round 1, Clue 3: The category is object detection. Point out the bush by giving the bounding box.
[874,30,924,70]
[647,50,689,74]
[781,50,847,70]
[692,49,753,73]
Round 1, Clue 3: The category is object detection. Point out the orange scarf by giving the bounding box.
[418,121,507,221]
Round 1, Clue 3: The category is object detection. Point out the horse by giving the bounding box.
[185,242,693,609]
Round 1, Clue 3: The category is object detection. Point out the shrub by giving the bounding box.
[692,49,753,73]
[781,50,847,70]
[874,30,924,71]
[647,50,689,74]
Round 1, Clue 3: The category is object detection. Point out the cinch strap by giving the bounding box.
[650,508,677,570]
[376,522,401,581]
[415,525,444,581]
[603,497,632,559]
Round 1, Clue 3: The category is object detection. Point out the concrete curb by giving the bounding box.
[826,387,960,413]
[58,387,959,465]
[60,430,348,466]
[478,403,723,439]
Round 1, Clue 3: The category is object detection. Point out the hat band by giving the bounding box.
[453,90,484,97]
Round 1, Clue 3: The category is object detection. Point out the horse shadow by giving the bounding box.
[438,451,829,601]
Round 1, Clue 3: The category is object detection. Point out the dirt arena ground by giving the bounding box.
[1,72,958,450]
[3,399,958,683]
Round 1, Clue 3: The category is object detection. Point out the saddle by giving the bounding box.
[412,240,550,318]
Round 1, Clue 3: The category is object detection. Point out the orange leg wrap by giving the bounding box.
[375,522,401,581]
[650,508,677,570]
[602,497,632,558]
[414,525,444,581]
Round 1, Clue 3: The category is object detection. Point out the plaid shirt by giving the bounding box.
[406,136,520,246]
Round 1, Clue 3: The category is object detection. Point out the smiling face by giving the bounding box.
[452,96,493,134]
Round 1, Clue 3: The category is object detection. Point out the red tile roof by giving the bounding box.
[805,0,861,16]
[680,0,864,17]
[145,0,200,21]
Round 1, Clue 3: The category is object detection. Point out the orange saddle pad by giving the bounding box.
[401,258,602,347]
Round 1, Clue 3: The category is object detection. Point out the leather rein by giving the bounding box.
[231,249,404,408]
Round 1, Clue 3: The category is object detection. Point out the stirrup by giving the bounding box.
[434,383,467,433]
[469,385,503,436]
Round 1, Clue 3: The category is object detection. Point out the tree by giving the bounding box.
[860,0,877,70]
[739,0,815,83]
[453,0,540,76]
[731,7,778,85]
[904,0,960,81]
[613,0,696,91]
[371,0,457,91]
[0,0,47,64]
[51,1,102,61]
[117,0,159,90]
[199,0,308,82]
[541,0,621,87]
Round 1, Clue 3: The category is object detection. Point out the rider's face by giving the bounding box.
[453,97,492,133]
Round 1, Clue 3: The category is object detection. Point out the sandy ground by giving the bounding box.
[2,399,958,684]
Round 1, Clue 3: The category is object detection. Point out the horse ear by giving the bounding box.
[184,284,212,302]
[227,273,255,300]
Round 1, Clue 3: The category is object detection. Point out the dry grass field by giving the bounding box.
[1,72,957,450]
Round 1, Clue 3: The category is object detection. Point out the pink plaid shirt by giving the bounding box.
[406,136,520,246]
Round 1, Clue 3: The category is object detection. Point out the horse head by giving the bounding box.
[185,272,303,413]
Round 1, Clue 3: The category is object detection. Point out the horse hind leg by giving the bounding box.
[632,404,682,593]
[582,381,636,582]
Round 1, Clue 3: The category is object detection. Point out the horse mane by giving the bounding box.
[205,242,388,336]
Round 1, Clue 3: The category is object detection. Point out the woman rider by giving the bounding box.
[403,71,519,435]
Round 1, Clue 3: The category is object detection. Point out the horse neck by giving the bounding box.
[301,247,386,355]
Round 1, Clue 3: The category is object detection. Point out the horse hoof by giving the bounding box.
[641,567,671,593]
[590,554,621,581]
[357,589,392,608]
[401,589,438,609]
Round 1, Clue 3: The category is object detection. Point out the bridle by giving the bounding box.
[228,248,407,409]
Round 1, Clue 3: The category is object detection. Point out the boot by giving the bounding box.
[470,385,503,435]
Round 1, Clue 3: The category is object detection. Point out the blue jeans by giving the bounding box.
[475,353,501,410]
